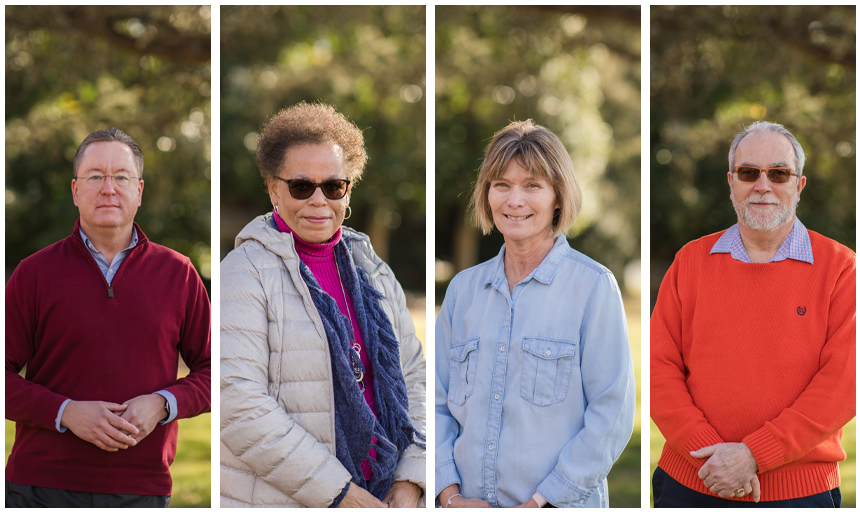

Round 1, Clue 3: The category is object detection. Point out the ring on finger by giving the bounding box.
[735,488,745,496]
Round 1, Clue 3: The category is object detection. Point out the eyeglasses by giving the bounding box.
[74,175,142,188]
[276,177,351,200]
[732,166,798,184]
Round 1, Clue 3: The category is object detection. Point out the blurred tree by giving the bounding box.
[220,6,425,292]
[651,6,855,309]
[435,6,641,303]
[5,6,212,291]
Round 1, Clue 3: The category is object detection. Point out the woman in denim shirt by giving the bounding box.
[435,120,636,508]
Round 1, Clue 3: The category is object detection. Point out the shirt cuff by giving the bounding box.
[154,390,177,423]
[435,459,462,498]
[536,469,594,507]
[56,398,72,432]
[329,482,350,508]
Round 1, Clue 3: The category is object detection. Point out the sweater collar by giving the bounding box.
[710,218,813,264]
[272,208,342,258]
[71,218,148,247]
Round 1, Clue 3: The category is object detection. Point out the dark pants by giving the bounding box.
[5,481,170,508]
[653,467,840,508]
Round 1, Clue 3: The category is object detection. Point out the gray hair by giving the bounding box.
[728,121,805,176]
[73,128,144,178]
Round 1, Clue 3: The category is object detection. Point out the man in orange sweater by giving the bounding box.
[651,121,855,507]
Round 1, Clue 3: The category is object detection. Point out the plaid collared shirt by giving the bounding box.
[710,218,814,264]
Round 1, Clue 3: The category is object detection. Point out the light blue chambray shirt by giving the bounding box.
[435,236,636,508]
[710,217,814,264]
[53,228,177,432]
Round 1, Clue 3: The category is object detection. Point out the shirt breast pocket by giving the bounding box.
[520,336,578,406]
[448,337,479,406]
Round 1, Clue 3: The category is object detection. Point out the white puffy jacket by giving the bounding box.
[220,215,426,507]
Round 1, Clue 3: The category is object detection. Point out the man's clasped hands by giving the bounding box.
[59,394,168,452]
[691,442,761,502]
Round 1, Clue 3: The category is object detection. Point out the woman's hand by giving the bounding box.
[512,498,540,507]
[337,484,387,508]
[383,481,422,508]
[438,484,492,508]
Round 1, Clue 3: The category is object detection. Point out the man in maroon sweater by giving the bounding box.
[5,128,211,507]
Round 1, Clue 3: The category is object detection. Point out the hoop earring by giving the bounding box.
[344,205,352,220]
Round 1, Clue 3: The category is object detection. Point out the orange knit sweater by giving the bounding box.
[651,229,856,502]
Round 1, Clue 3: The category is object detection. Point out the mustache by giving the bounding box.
[745,195,779,205]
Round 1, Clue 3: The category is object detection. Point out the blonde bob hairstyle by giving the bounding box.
[471,120,583,237]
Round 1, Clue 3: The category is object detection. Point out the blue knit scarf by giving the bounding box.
[298,237,424,500]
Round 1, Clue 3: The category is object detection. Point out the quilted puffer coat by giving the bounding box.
[220,215,426,507]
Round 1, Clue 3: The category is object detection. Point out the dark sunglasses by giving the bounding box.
[275,177,351,200]
[733,166,798,184]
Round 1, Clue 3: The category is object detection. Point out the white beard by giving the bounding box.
[731,188,798,232]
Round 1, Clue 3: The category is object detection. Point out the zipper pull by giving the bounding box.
[108,284,114,299]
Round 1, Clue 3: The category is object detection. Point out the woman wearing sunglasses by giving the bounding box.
[435,120,635,508]
[220,102,425,508]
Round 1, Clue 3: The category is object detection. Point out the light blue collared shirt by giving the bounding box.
[54,228,177,432]
[435,236,636,508]
[710,218,814,264]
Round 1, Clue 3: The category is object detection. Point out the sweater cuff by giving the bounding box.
[684,428,725,468]
[743,427,784,473]
[329,482,350,508]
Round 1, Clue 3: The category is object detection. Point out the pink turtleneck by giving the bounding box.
[274,210,377,480]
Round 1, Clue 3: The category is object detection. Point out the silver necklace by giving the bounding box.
[335,258,366,392]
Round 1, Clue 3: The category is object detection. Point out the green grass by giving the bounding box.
[606,294,641,507]
[5,413,211,507]
[649,418,856,507]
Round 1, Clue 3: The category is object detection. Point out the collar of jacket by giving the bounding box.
[236,214,390,279]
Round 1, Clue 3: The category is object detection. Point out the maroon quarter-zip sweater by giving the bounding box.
[5,220,211,495]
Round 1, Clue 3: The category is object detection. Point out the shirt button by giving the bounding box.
[109,269,114,273]
[546,349,552,356]
[494,394,500,400]
[500,346,505,352]
[487,493,493,499]
[488,444,494,450]
[579,499,585,503]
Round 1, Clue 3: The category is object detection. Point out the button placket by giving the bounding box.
[482,297,513,508]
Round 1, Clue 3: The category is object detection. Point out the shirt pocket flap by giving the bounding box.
[522,337,577,360]
[449,337,479,362]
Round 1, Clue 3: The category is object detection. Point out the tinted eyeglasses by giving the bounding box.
[733,166,798,184]
[275,177,351,200]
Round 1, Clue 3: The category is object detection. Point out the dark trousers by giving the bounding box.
[653,467,840,508]
[5,481,170,508]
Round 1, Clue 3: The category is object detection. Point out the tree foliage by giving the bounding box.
[220,6,425,291]
[435,6,641,302]
[5,6,212,290]
[650,6,856,307]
